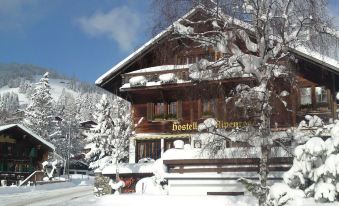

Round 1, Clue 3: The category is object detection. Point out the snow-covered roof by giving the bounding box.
[291,46,339,73]
[0,124,55,151]
[96,5,339,88]
[101,162,155,175]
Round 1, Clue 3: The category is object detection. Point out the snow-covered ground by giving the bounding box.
[0,174,94,206]
[12,193,337,206]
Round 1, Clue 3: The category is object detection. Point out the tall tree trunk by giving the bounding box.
[259,106,271,206]
[259,143,269,206]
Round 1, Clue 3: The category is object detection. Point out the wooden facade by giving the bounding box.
[96,9,339,164]
[0,124,54,186]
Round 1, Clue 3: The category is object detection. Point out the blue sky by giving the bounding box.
[0,0,339,83]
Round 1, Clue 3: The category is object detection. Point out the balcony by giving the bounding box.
[121,65,190,88]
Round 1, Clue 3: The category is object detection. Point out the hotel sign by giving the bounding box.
[172,121,252,131]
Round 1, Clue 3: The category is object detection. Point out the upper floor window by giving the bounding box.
[299,86,329,110]
[177,53,214,65]
[300,87,312,106]
[153,102,166,119]
[315,86,328,105]
[147,101,181,121]
[167,101,177,119]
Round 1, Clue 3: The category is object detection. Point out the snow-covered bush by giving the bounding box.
[159,73,176,84]
[129,76,147,87]
[284,121,339,202]
[266,183,304,206]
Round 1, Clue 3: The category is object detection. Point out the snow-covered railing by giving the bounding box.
[163,157,293,174]
[121,67,190,85]
[19,170,45,187]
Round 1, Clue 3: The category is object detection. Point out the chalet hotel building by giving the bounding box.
[96,7,339,166]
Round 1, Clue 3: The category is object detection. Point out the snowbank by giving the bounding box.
[92,194,257,206]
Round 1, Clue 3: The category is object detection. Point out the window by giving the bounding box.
[315,86,328,104]
[153,103,165,119]
[202,99,216,117]
[177,52,215,65]
[136,140,161,162]
[300,87,312,106]
[148,101,180,120]
[167,101,177,119]
[299,86,329,111]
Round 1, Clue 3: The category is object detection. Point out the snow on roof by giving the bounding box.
[0,124,55,151]
[291,45,339,73]
[101,162,155,175]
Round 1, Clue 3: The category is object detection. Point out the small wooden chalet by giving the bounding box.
[95,6,339,194]
[0,124,55,186]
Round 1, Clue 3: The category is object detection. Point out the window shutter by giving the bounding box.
[147,103,153,121]
[177,100,183,120]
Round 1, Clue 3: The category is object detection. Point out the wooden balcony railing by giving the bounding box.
[163,157,293,174]
[121,68,190,85]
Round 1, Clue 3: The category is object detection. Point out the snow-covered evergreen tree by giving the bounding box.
[23,72,54,139]
[284,120,339,202]
[49,88,82,159]
[85,94,131,170]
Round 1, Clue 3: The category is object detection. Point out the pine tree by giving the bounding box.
[85,94,131,170]
[23,72,54,139]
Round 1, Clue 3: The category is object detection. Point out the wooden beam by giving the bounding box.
[332,73,337,120]
[163,157,293,166]
[207,192,244,196]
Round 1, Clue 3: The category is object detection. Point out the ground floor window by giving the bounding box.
[136,140,161,162]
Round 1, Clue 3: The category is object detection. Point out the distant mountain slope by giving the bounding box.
[0,63,104,107]
[0,63,66,88]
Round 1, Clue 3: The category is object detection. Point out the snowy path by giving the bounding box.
[1,186,93,206]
